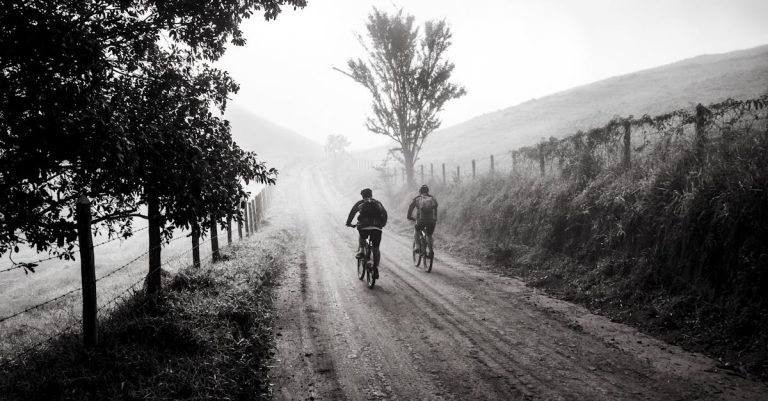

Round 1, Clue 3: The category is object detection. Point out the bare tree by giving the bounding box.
[336,8,466,185]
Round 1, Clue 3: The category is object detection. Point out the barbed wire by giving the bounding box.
[0,287,82,324]
[0,225,150,275]
[0,317,81,370]
[0,233,191,324]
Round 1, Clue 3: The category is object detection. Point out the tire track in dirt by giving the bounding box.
[272,163,768,401]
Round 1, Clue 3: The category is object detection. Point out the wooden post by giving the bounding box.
[243,200,250,237]
[456,165,461,183]
[211,213,220,262]
[472,160,476,179]
[694,104,709,161]
[623,120,631,171]
[442,163,446,184]
[539,143,546,177]
[420,165,424,184]
[226,215,232,245]
[237,202,243,240]
[192,221,201,269]
[490,155,495,175]
[430,163,434,181]
[512,151,517,174]
[76,196,97,347]
[147,193,162,295]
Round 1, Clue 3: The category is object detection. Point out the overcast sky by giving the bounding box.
[217,0,768,150]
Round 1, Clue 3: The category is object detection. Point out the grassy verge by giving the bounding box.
[0,227,293,400]
[381,121,768,380]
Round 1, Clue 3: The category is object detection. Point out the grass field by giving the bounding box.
[0,218,242,363]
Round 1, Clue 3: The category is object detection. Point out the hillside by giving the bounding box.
[418,44,768,164]
[225,105,323,172]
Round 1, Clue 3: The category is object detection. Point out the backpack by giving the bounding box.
[359,198,382,223]
[417,195,437,222]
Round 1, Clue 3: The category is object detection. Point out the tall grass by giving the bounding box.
[395,99,768,378]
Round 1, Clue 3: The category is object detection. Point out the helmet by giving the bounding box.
[360,188,373,198]
[419,185,429,194]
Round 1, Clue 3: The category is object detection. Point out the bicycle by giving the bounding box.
[349,225,376,289]
[412,225,434,272]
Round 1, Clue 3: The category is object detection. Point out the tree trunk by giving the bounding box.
[403,149,416,187]
[147,193,162,295]
[211,213,220,262]
[192,220,201,269]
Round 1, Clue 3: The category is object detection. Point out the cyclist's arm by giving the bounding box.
[345,201,362,226]
[406,198,417,220]
[380,203,388,227]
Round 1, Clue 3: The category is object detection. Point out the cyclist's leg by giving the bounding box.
[413,223,421,251]
[356,228,366,258]
[369,230,382,268]
[425,222,436,257]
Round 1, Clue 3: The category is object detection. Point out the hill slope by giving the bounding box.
[419,44,768,163]
[225,105,323,172]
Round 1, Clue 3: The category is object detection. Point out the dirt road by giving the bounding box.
[271,164,768,400]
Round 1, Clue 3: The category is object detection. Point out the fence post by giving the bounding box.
[442,163,446,184]
[243,200,250,237]
[472,159,476,179]
[237,201,244,239]
[694,103,710,161]
[490,155,495,175]
[457,165,461,183]
[76,196,97,348]
[623,120,631,171]
[250,199,257,232]
[192,220,201,269]
[211,213,220,262]
[430,163,434,181]
[226,214,232,245]
[538,143,546,177]
[420,164,424,184]
[512,151,517,174]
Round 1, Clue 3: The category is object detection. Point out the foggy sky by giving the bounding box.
[216,0,768,150]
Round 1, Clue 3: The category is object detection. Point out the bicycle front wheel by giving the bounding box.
[357,258,365,280]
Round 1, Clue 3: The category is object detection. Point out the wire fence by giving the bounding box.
[0,185,275,368]
[377,96,767,186]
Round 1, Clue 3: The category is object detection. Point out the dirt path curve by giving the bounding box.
[272,163,768,401]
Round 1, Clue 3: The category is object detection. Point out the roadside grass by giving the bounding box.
[382,120,768,380]
[0,225,291,401]
[0,225,226,360]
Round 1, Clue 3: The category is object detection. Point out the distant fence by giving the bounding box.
[0,185,275,367]
[378,96,767,186]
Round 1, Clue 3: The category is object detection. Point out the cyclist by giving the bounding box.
[345,188,388,279]
[407,184,438,257]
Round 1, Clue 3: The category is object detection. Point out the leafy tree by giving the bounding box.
[325,134,351,156]
[110,46,275,293]
[0,0,301,268]
[337,8,466,185]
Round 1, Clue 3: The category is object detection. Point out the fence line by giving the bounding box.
[376,96,767,187]
[0,185,275,366]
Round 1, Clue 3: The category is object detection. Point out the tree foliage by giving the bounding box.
[338,8,466,185]
[0,0,299,263]
[324,134,351,156]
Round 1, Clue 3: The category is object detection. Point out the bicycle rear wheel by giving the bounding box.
[425,247,434,273]
[412,238,422,267]
[357,257,365,280]
[366,262,376,289]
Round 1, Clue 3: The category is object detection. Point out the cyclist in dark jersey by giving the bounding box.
[407,185,438,257]
[346,188,388,279]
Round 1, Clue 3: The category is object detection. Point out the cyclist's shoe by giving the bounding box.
[355,251,364,259]
[372,266,379,279]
